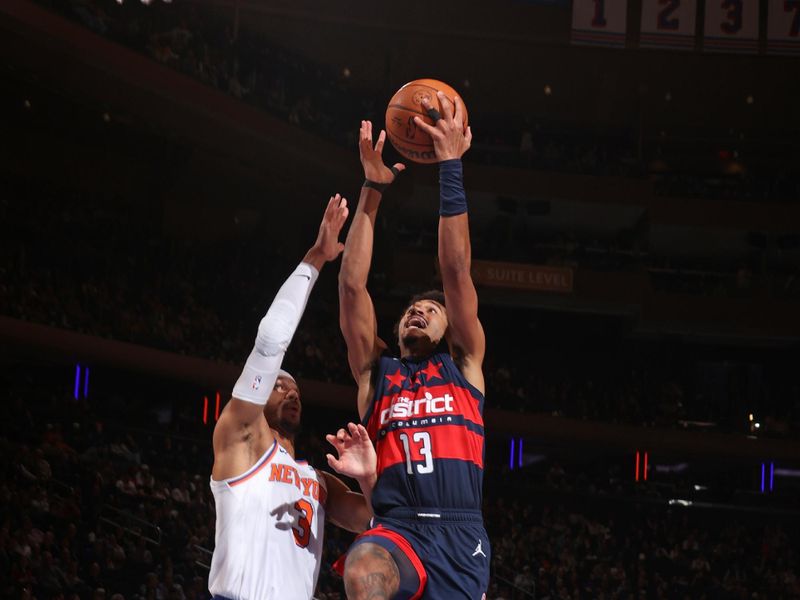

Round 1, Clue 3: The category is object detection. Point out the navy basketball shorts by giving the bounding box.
[344,508,491,599]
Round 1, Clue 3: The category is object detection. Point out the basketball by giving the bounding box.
[385,79,469,164]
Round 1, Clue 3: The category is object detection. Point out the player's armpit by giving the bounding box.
[452,351,486,398]
[320,472,373,533]
[211,398,272,481]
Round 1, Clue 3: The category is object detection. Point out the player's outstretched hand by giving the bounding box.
[359,120,406,184]
[326,422,377,481]
[414,92,472,162]
[310,194,349,263]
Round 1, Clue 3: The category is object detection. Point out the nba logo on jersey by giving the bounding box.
[252,375,262,390]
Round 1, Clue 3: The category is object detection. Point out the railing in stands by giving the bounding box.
[193,544,212,570]
[99,504,162,545]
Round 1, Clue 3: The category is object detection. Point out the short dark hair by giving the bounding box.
[406,290,446,309]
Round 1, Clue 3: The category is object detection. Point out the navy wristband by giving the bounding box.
[439,159,467,216]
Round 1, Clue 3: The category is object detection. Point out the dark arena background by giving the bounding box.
[1,0,800,598]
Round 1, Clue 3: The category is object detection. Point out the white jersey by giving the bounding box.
[209,441,327,600]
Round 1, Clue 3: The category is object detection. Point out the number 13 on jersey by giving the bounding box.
[399,431,434,474]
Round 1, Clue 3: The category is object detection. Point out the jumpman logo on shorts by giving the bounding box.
[472,539,486,558]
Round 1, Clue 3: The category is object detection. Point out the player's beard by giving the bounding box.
[402,330,446,355]
[401,329,428,349]
[401,334,418,349]
[276,414,302,437]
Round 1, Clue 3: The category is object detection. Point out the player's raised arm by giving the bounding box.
[414,94,485,394]
[212,195,349,481]
[338,121,404,419]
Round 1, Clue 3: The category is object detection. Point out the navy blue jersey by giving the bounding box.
[363,352,486,515]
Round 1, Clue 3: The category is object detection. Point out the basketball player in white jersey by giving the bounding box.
[209,194,377,600]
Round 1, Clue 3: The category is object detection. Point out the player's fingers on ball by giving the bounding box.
[454,97,466,131]
[413,116,438,137]
[438,91,454,120]
[465,126,473,145]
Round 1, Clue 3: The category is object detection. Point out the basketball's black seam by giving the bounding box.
[399,83,450,98]
[386,104,433,118]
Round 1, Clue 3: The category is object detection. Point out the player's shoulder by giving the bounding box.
[432,351,461,374]
[434,351,456,364]
[373,353,401,374]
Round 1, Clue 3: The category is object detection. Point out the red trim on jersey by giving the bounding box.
[332,553,346,577]
[371,525,427,600]
[375,425,485,475]
[228,441,278,487]
[332,525,427,600]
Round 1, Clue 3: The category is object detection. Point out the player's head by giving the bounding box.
[264,370,302,437]
[396,290,449,358]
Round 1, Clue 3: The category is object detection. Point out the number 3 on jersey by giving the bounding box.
[399,431,434,474]
[292,499,314,548]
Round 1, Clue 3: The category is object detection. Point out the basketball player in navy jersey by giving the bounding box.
[338,93,490,599]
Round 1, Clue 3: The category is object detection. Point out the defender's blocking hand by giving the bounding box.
[310,194,349,263]
[359,120,406,184]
